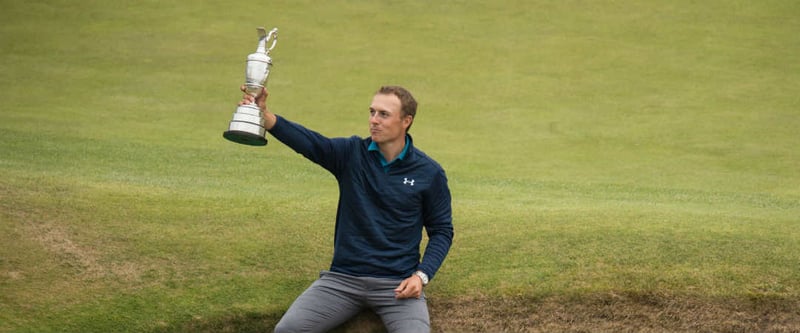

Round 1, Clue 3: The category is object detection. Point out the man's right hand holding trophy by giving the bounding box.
[238,84,276,132]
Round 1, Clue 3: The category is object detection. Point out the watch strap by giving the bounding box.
[414,270,429,286]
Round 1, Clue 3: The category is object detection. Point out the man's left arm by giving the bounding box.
[418,169,454,281]
[395,170,454,299]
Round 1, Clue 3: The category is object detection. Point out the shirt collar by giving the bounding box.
[369,135,410,167]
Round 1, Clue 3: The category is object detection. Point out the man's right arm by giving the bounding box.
[239,86,343,173]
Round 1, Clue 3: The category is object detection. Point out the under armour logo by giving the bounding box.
[403,178,415,186]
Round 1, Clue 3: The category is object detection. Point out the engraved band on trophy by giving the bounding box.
[223,27,278,146]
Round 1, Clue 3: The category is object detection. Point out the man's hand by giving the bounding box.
[394,274,424,299]
[239,86,277,130]
[239,86,268,111]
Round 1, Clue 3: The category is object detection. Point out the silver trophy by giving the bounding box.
[223,27,278,146]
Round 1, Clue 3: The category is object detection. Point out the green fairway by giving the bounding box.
[2,0,798,332]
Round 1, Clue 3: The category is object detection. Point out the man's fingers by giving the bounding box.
[394,280,407,295]
[394,278,422,299]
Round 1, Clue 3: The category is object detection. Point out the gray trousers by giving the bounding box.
[274,270,430,333]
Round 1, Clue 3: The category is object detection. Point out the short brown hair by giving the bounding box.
[377,85,417,131]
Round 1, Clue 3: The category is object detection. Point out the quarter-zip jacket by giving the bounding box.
[268,115,454,281]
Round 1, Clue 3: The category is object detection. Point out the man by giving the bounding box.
[239,85,454,333]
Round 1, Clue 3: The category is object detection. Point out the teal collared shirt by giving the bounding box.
[368,136,410,172]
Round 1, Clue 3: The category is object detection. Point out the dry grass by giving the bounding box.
[427,293,800,333]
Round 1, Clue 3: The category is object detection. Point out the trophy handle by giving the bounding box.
[266,28,278,53]
[256,27,278,54]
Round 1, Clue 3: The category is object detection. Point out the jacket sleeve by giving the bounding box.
[418,168,454,281]
[267,115,344,174]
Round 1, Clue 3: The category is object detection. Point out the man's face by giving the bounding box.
[369,93,411,145]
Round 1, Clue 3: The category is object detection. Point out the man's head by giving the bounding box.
[377,86,417,130]
[369,86,417,145]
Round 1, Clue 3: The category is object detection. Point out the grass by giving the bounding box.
[1,0,799,332]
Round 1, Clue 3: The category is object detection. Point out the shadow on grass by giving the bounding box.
[153,309,387,333]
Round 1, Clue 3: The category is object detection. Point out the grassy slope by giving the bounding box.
[1,0,798,332]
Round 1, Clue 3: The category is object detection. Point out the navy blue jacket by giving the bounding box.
[269,115,454,280]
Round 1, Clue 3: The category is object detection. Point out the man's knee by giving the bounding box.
[274,314,320,333]
[273,317,299,333]
[384,318,430,333]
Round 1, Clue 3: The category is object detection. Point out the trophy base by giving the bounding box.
[223,130,268,146]
[224,103,268,146]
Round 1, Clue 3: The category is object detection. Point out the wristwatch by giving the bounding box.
[414,270,429,286]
